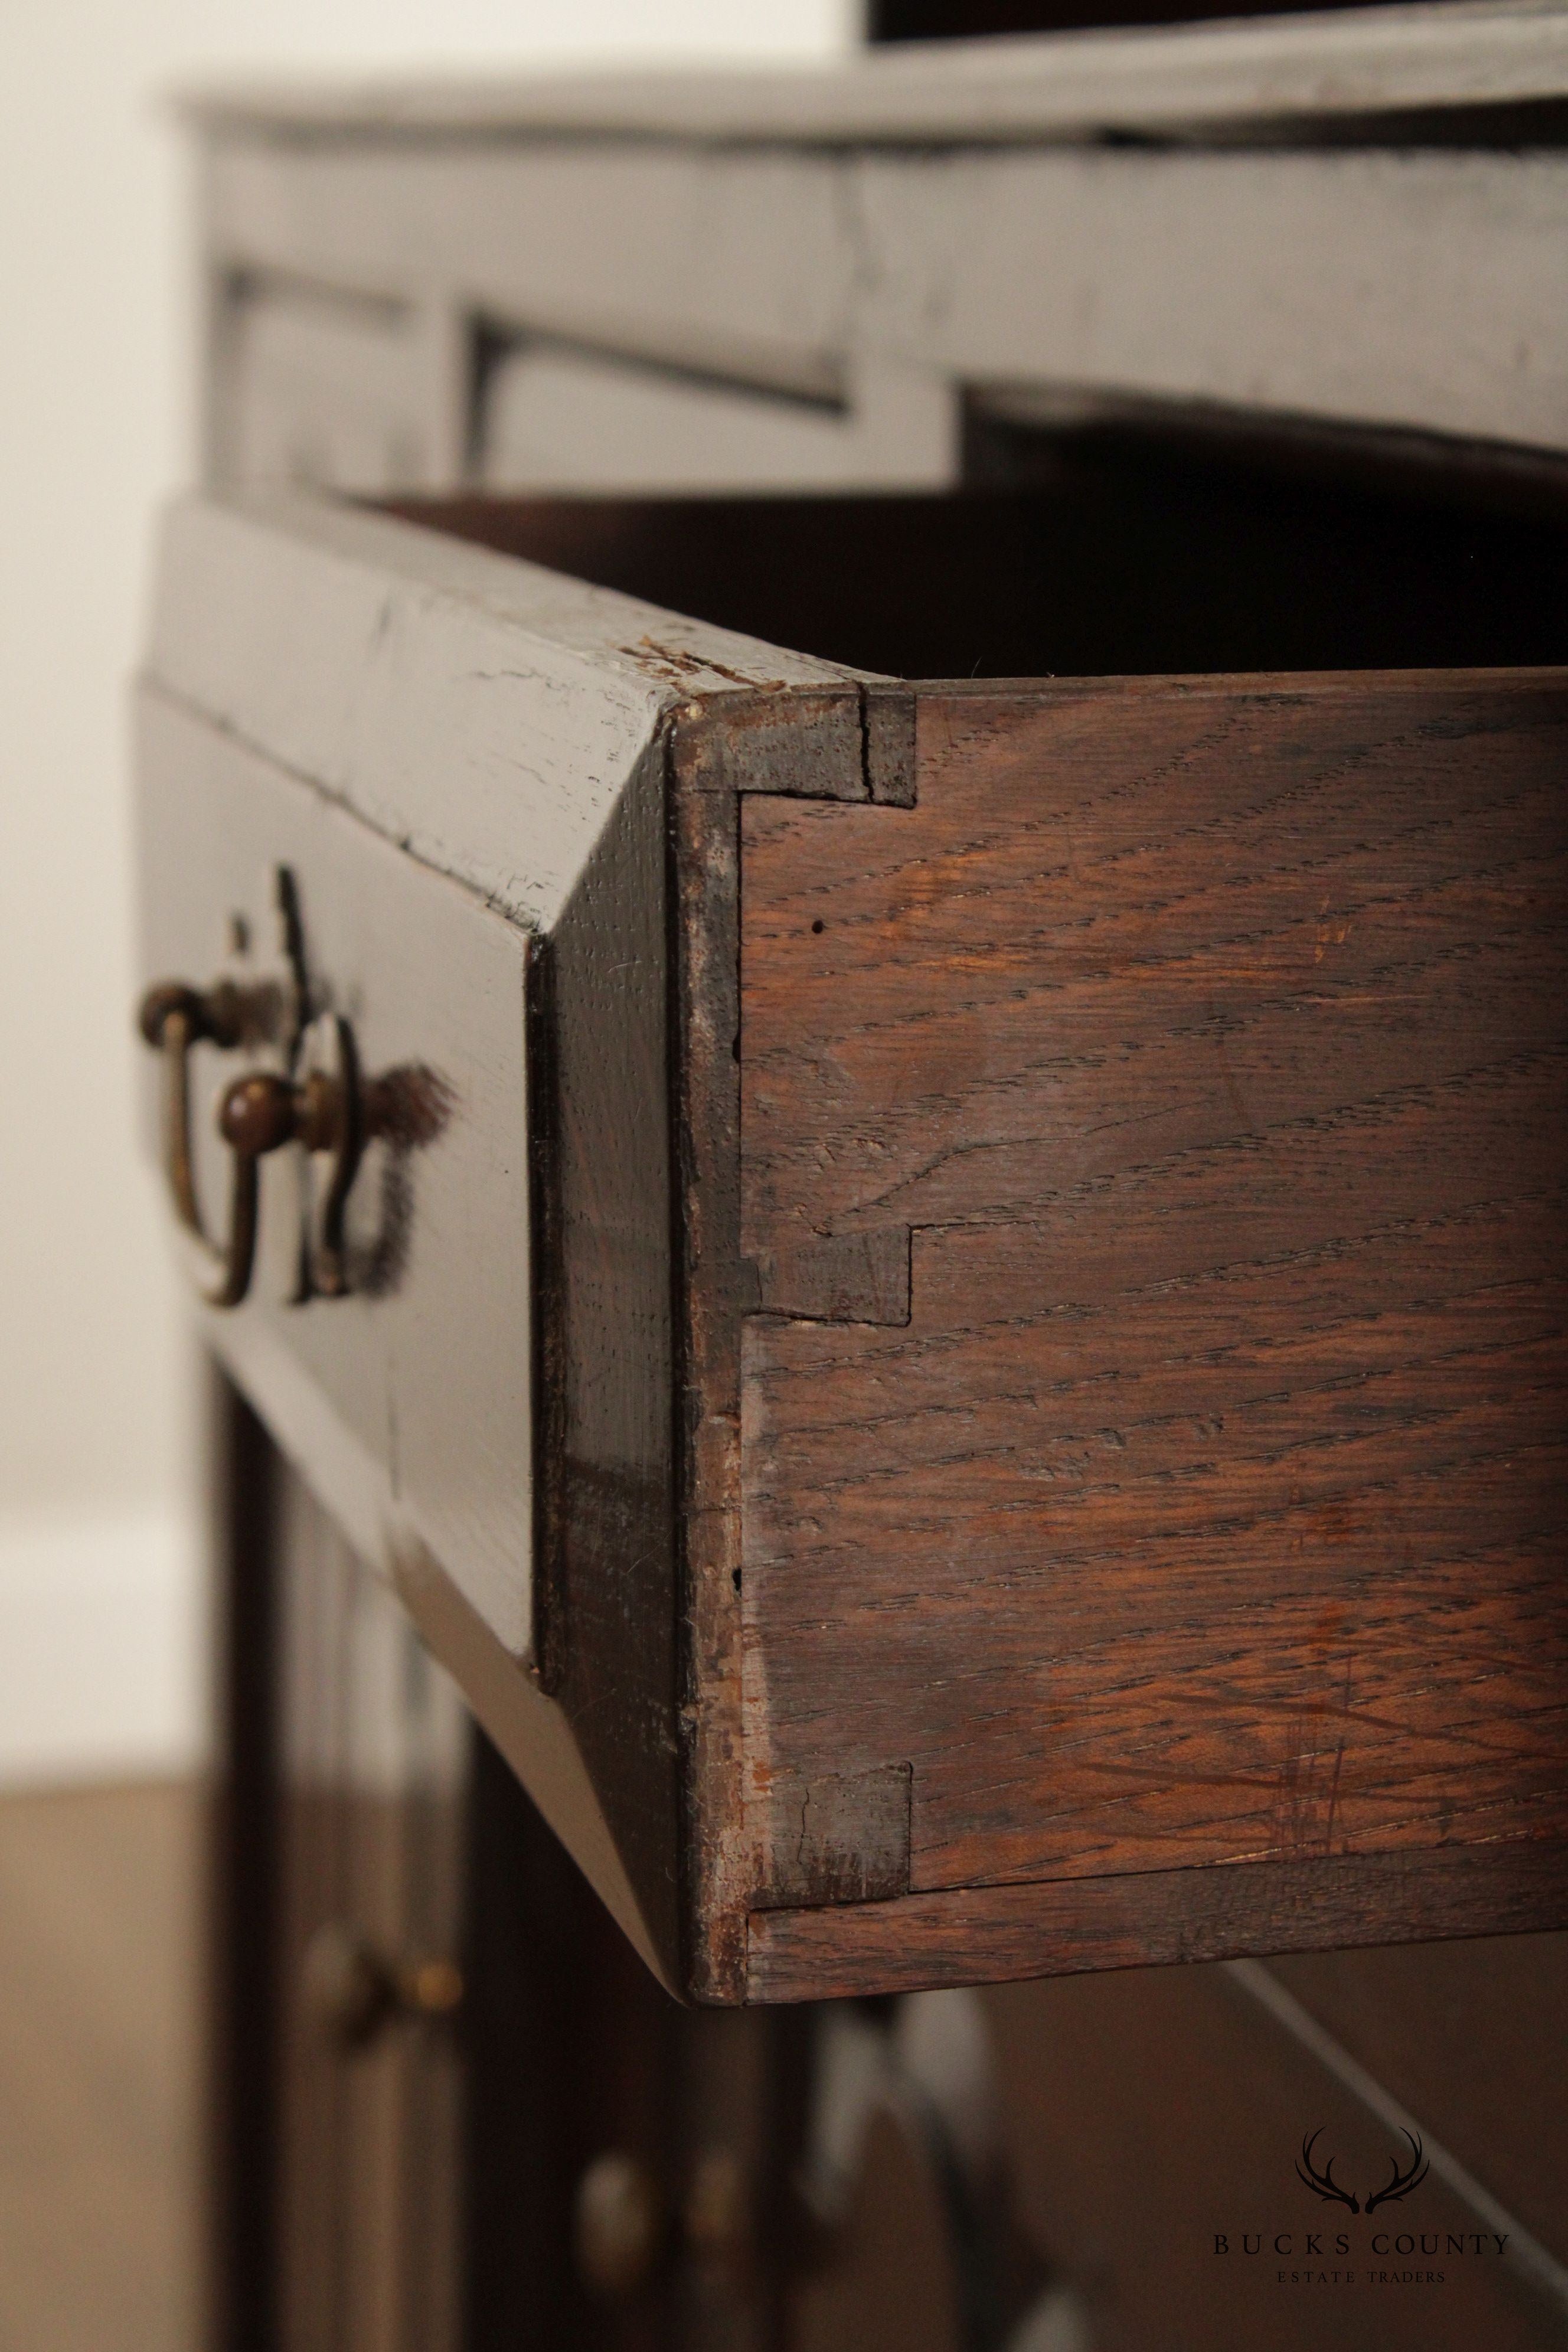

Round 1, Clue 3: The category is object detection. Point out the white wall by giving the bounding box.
[0,0,852,1785]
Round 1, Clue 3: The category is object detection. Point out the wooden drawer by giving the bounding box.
[479,339,910,493]
[218,280,438,494]
[136,478,1568,2003]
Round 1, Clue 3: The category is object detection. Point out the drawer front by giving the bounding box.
[478,338,952,494]
[220,283,435,494]
[136,485,868,1994]
[136,688,535,1655]
[482,341,857,492]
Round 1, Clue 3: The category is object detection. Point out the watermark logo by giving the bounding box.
[1296,2126,1429,2215]
[1208,2125,1509,2287]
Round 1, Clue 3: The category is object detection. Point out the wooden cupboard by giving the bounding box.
[145,13,1568,2343]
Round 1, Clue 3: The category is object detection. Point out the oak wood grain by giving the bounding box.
[746,1839,1568,2004]
[739,671,1568,1966]
[671,700,874,1998]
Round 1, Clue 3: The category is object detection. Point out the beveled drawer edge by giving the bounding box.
[396,1540,678,1996]
[145,488,878,929]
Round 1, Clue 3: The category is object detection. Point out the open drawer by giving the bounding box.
[135,465,1568,2002]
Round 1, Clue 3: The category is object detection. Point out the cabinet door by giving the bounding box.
[139,482,1568,2007]
[272,1472,466,2352]
[210,1398,1568,2352]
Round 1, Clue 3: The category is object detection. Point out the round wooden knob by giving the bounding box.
[574,2151,667,2301]
[217,1072,297,1157]
[401,1956,465,2018]
[302,1923,464,2050]
[684,2147,752,2272]
[303,1923,396,2047]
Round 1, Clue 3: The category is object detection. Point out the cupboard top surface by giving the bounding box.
[177,0,1568,148]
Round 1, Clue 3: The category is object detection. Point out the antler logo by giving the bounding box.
[1296,2128,1429,2215]
[1296,2130,1361,2213]
[1365,2130,1430,2214]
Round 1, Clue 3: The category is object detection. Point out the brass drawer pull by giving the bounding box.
[138,979,361,1309]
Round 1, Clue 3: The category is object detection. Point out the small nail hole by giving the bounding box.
[811,919,825,935]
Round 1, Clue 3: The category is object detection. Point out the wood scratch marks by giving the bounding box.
[739,674,1568,1942]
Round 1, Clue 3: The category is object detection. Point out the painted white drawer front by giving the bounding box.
[224,286,433,494]
[481,340,953,492]
[135,688,535,1658]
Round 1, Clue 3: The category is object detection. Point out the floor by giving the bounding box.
[0,1781,200,2352]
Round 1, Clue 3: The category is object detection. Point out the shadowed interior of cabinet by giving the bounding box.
[382,419,1568,682]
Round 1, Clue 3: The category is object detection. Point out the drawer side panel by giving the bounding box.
[739,670,1568,1963]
